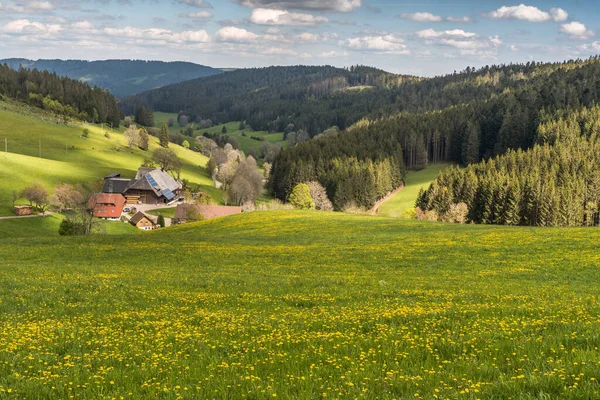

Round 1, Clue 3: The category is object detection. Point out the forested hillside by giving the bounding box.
[120,65,420,134]
[0,64,120,126]
[0,59,223,98]
[269,57,600,210]
[417,106,600,227]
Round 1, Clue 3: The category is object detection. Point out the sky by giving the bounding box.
[0,0,598,77]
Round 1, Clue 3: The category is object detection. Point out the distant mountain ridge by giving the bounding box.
[0,59,223,98]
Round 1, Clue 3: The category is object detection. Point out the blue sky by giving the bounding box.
[0,0,598,76]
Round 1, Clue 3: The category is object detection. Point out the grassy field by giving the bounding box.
[0,101,214,216]
[147,207,177,219]
[1,211,599,398]
[155,112,287,154]
[378,164,451,218]
[0,213,139,238]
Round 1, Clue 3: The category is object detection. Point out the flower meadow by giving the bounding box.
[1,211,600,399]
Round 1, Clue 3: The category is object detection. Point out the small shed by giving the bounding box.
[13,206,34,216]
[130,212,155,230]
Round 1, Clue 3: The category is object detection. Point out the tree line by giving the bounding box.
[0,64,120,126]
[417,106,600,227]
[270,57,600,210]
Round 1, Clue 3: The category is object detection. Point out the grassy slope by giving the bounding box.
[155,112,287,154]
[1,211,599,398]
[378,163,451,218]
[0,213,139,238]
[0,102,213,216]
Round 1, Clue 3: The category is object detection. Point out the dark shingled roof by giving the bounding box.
[102,178,132,194]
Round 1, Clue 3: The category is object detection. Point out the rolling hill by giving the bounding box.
[0,100,214,217]
[120,65,418,134]
[1,211,599,398]
[0,59,223,98]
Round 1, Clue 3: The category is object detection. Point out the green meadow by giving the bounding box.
[155,112,286,154]
[0,213,139,238]
[0,102,213,216]
[378,164,451,218]
[0,211,599,398]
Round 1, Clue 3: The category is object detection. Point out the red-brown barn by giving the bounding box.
[89,193,126,220]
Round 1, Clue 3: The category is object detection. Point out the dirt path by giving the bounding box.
[367,185,404,216]
[0,212,55,221]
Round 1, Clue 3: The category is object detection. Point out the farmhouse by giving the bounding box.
[89,193,126,220]
[130,212,156,230]
[103,168,183,205]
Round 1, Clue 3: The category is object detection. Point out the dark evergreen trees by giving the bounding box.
[417,106,600,227]
[0,64,120,126]
[135,105,154,127]
[159,123,169,148]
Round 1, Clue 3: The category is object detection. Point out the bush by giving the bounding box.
[416,207,438,222]
[343,202,366,214]
[403,208,417,219]
[289,184,314,210]
[307,181,333,211]
[442,203,469,224]
[157,215,165,228]
[104,132,110,139]
[58,218,75,236]
[82,128,90,138]
[256,199,294,211]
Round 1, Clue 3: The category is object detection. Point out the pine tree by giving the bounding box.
[159,123,169,148]
[138,128,149,151]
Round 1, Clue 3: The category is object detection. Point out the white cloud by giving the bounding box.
[72,20,93,30]
[235,0,361,12]
[487,4,568,23]
[341,35,409,54]
[549,8,568,22]
[27,1,54,11]
[103,26,211,43]
[560,21,594,39]
[175,0,213,8]
[179,11,213,18]
[216,26,258,42]
[489,35,502,46]
[3,19,61,34]
[439,39,485,50]
[399,12,442,22]
[249,8,328,26]
[446,16,472,23]
[1,1,55,12]
[416,29,477,39]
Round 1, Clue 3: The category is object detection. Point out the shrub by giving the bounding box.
[104,132,110,139]
[256,199,294,211]
[289,184,315,210]
[157,215,165,228]
[307,181,333,211]
[403,208,417,219]
[443,203,469,224]
[58,218,75,236]
[82,128,90,138]
[343,202,366,214]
